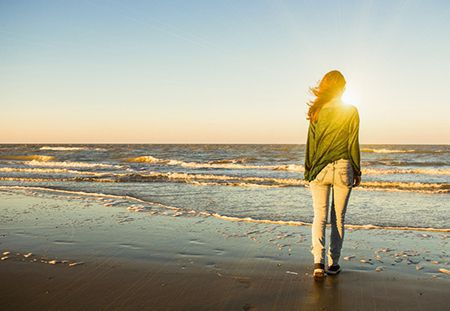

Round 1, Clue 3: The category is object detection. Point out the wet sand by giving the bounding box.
[0,188,449,310]
[1,256,449,311]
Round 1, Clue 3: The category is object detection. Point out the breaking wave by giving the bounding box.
[1,171,448,194]
[125,155,304,172]
[363,168,450,176]
[357,181,449,193]
[362,148,449,154]
[362,148,415,153]
[24,160,123,169]
[40,146,106,151]
[0,155,55,162]
[0,167,104,176]
[363,160,449,167]
[126,155,450,175]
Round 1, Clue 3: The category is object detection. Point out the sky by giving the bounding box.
[1,0,449,144]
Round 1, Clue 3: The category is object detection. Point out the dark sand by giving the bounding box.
[1,188,449,310]
[1,257,448,311]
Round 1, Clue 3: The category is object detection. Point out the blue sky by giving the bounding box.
[1,0,449,143]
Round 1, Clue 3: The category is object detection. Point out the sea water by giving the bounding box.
[0,144,448,230]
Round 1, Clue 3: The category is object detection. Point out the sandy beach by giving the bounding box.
[3,0,450,308]
[0,188,449,310]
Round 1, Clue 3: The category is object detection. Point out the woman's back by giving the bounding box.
[304,98,360,182]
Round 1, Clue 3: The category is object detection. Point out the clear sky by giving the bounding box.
[1,0,449,144]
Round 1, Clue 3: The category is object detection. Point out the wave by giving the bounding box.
[358,181,449,193]
[362,148,415,153]
[363,160,449,167]
[208,157,250,164]
[105,171,307,187]
[40,146,106,151]
[126,155,449,175]
[1,185,448,232]
[0,172,306,188]
[0,185,179,210]
[24,160,122,169]
[0,155,55,162]
[210,214,450,232]
[1,171,448,194]
[111,172,449,193]
[125,155,304,172]
[362,148,449,154]
[0,167,104,176]
[363,168,450,176]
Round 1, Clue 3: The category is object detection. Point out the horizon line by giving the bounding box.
[0,142,449,145]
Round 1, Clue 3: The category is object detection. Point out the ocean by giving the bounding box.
[0,144,449,231]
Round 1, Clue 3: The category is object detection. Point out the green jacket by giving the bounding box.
[304,98,361,181]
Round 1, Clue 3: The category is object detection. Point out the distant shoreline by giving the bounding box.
[1,143,450,145]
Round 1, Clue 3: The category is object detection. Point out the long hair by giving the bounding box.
[307,70,346,122]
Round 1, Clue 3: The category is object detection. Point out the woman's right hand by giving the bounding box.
[353,175,361,187]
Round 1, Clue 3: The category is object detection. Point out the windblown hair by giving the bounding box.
[307,70,346,122]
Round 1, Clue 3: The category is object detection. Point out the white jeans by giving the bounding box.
[309,158,353,266]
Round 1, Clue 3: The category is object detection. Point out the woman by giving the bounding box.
[304,70,361,280]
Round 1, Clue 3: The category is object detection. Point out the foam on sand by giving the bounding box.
[0,185,180,211]
[1,185,449,233]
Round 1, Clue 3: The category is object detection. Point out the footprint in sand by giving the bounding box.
[205,262,220,269]
[233,276,252,288]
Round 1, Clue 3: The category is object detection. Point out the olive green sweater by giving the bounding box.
[304,98,361,181]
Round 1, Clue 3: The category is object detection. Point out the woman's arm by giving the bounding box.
[348,107,361,184]
[304,122,315,181]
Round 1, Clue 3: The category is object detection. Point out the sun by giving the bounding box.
[342,86,362,108]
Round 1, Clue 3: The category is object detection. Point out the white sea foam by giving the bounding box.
[362,148,416,153]
[40,146,106,151]
[0,155,55,162]
[0,185,179,210]
[24,160,122,169]
[363,168,450,176]
[358,181,449,194]
[188,180,280,188]
[115,171,308,187]
[117,171,449,193]
[1,170,448,193]
[209,214,450,232]
[126,155,449,176]
[0,167,104,175]
[125,155,304,172]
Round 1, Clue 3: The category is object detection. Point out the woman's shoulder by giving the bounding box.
[319,99,359,120]
[339,102,359,115]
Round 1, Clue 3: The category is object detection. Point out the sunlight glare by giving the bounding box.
[342,86,362,109]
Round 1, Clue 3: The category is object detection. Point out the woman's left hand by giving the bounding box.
[353,175,361,187]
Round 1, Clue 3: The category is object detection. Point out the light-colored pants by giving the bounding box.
[309,158,354,266]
